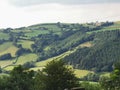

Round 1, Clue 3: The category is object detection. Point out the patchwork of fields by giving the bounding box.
[0,22,119,77]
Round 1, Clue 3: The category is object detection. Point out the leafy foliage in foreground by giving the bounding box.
[0,60,79,90]
[34,60,79,90]
[100,62,120,90]
[81,81,102,90]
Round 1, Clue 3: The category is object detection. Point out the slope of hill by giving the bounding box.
[63,30,120,72]
[0,21,120,74]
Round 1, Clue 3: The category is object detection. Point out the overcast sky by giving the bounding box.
[0,0,120,28]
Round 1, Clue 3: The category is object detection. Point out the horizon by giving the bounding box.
[0,0,120,28]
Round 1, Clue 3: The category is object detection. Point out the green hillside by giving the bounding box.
[63,30,120,72]
[0,32,9,40]
[0,42,18,57]
[17,40,34,50]
[0,21,120,76]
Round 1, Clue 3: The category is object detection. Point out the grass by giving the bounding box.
[11,29,31,33]
[15,53,38,65]
[2,54,38,71]
[29,24,62,35]
[74,69,93,78]
[3,65,15,71]
[0,32,9,40]
[25,30,49,38]
[100,72,110,77]
[29,24,60,31]
[17,40,34,50]
[0,42,13,52]
[36,59,52,67]
[0,60,15,68]
[41,24,61,32]
[0,42,18,57]
[79,42,93,48]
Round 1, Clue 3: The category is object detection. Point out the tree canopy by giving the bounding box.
[34,60,80,90]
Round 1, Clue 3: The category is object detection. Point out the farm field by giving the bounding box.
[0,60,15,68]
[0,32,9,40]
[17,40,34,50]
[0,42,18,57]
[15,53,38,65]
[25,30,50,38]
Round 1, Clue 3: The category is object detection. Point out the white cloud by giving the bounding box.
[8,0,120,7]
[0,1,120,28]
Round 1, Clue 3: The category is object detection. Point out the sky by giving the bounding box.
[0,0,120,28]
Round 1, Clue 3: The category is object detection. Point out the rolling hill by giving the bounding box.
[0,21,120,77]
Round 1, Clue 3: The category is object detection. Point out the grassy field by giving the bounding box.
[74,69,93,78]
[11,29,31,33]
[100,72,110,77]
[1,54,38,71]
[0,32,9,40]
[25,30,49,38]
[3,65,15,71]
[40,24,61,33]
[0,42,18,57]
[78,42,93,48]
[17,40,34,50]
[0,42,12,52]
[0,60,15,68]
[28,24,62,35]
[15,53,38,65]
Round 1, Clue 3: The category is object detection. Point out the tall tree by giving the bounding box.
[9,65,34,90]
[34,60,79,90]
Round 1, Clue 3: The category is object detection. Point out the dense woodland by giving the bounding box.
[64,30,120,72]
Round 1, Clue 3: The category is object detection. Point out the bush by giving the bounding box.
[15,48,31,57]
[23,62,35,68]
[0,53,12,60]
[81,81,102,90]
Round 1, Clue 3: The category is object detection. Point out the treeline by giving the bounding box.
[64,30,120,72]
